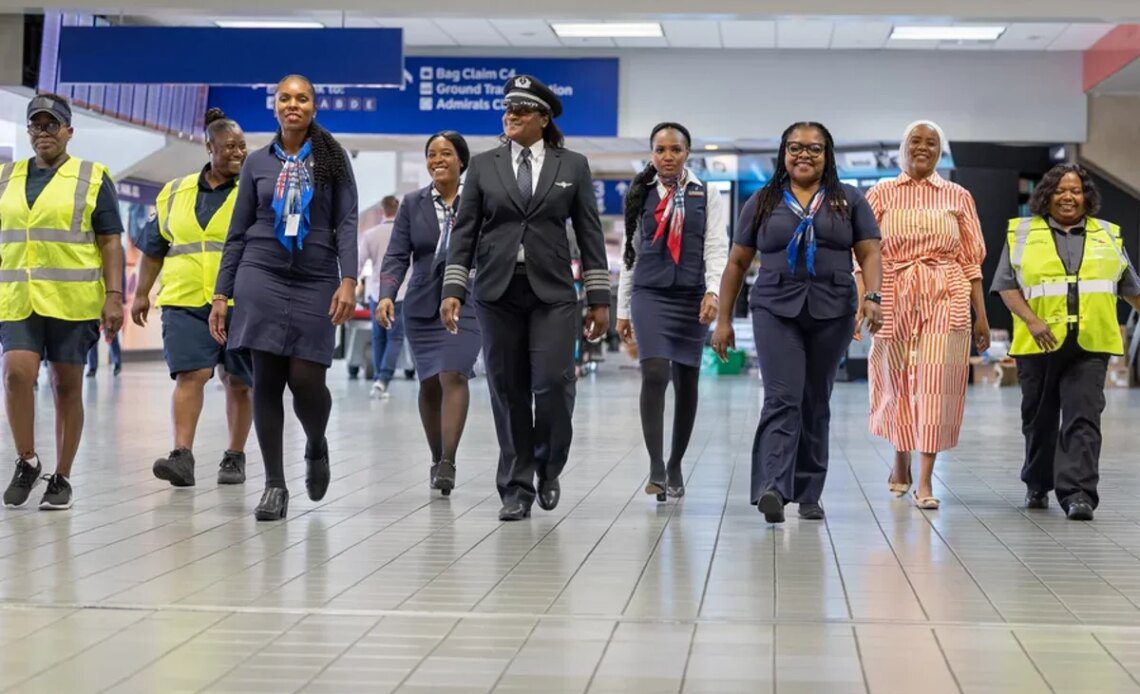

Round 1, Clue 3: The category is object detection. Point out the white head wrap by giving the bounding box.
[898,120,950,173]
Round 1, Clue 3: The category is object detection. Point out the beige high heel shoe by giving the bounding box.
[888,469,912,497]
[913,490,941,510]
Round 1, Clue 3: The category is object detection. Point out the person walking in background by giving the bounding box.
[378,131,482,496]
[712,121,883,524]
[862,121,990,510]
[992,164,1140,521]
[358,194,407,397]
[0,93,125,510]
[616,122,728,502]
[440,75,610,521]
[210,74,358,521]
[132,108,253,488]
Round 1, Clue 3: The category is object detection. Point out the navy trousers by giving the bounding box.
[751,304,854,505]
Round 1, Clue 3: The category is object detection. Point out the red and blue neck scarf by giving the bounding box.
[652,172,687,265]
[782,187,826,276]
[271,140,314,251]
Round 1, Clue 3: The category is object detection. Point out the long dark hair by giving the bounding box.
[622,122,693,270]
[425,130,471,173]
[273,74,351,186]
[749,122,848,238]
[1030,163,1101,217]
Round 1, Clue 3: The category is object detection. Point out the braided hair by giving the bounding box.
[622,122,693,270]
[749,122,848,238]
[273,74,352,186]
[204,107,239,143]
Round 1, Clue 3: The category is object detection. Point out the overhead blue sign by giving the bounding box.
[207,57,619,137]
[593,180,631,216]
[59,27,404,86]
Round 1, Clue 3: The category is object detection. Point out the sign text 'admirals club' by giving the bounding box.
[206,57,619,138]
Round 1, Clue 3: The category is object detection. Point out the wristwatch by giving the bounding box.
[863,291,882,304]
[212,293,229,302]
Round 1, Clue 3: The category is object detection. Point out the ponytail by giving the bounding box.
[622,163,657,270]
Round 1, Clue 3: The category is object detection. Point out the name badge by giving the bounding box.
[687,190,705,197]
[285,213,300,237]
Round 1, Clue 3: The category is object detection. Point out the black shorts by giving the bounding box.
[0,313,100,364]
[161,306,253,386]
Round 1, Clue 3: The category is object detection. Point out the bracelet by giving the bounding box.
[212,293,229,302]
[105,290,122,295]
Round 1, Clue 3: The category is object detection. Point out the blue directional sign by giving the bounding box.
[207,57,619,137]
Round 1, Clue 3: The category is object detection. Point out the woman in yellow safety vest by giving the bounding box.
[0,93,125,511]
[991,164,1140,522]
[131,108,253,489]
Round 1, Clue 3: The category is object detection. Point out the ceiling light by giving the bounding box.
[704,144,720,151]
[215,20,325,29]
[890,25,1006,42]
[551,22,662,38]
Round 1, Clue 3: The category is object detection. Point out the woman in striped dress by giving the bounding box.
[863,121,989,509]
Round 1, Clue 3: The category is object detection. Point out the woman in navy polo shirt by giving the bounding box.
[712,121,883,523]
[616,122,728,501]
[376,131,481,495]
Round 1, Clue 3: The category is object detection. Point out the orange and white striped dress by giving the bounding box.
[865,172,985,453]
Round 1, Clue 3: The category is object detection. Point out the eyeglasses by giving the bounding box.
[786,142,825,157]
[27,121,63,135]
[505,104,540,117]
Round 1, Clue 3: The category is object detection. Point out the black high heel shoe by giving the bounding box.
[255,487,289,521]
[645,459,667,502]
[305,438,330,502]
[665,460,685,499]
[433,460,456,496]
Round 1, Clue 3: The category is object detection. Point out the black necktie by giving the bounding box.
[517,147,533,208]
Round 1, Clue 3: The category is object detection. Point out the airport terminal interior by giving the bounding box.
[2,1,1140,692]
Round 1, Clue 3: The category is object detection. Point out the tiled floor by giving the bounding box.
[2,359,1140,693]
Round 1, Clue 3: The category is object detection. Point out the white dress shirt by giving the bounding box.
[616,168,729,320]
[510,139,546,262]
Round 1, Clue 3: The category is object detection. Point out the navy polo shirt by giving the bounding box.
[138,165,238,258]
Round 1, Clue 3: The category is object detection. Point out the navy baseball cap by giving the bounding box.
[27,94,72,126]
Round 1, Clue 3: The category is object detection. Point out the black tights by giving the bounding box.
[418,371,471,464]
[639,358,700,480]
[250,350,332,490]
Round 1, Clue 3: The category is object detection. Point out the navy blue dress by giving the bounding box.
[379,185,480,380]
[215,145,358,367]
[630,180,710,368]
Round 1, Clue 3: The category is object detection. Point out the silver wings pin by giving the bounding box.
[554,181,574,189]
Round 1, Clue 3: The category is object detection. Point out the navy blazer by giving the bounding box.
[378,185,467,320]
[734,184,879,320]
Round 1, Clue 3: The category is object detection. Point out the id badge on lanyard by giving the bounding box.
[284,186,301,237]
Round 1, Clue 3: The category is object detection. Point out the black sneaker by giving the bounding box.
[39,474,73,510]
[4,457,43,508]
[153,448,196,487]
[217,451,246,485]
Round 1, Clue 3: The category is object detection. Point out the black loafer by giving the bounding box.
[1066,500,1094,521]
[255,487,289,521]
[305,438,330,502]
[1025,490,1049,509]
[758,490,785,524]
[498,501,531,521]
[433,460,456,496]
[798,503,825,520]
[537,478,560,511]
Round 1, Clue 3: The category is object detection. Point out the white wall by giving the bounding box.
[348,151,398,211]
[617,49,1086,144]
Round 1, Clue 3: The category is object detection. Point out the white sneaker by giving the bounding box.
[371,381,390,399]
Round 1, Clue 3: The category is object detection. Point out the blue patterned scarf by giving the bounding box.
[271,140,314,251]
[782,187,826,276]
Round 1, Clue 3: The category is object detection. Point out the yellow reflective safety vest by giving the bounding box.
[1007,216,1127,356]
[0,157,107,322]
[153,172,237,308]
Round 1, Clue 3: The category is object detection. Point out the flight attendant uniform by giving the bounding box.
[735,185,880,507]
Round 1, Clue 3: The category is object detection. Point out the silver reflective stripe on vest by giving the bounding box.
[1010,218,1033,290]
[1078,279,1117,295]
[0,228,96,245]
[1023,282,1068,300]
[69,161,96,234]
[161,177,187,240]
[0,267,102,283]
[1092,218,1130,271]
[167,240,226,257]
[0,164,13,201]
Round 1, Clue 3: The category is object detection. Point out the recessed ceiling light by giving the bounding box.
[890,25,1006,41]
[704,144,720,151]
[215,20,325,29]
[550,22,663,39]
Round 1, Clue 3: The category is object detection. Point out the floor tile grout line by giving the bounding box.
[582,620,621,694]
[675,622,699,694]
[0,606,79,648]
[1010,629,1058,694]
[294,613,386,692]
[772,622,779,694]
[193,611,312,694]
[929,628,965,694]
[485,618,544,692]
[1091,632,1140,688]
[694,429,743,618]
[96,611,233,694]
[390,616,465,692]
[849,625,872,694]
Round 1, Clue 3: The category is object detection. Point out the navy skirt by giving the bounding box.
[405,313,481,380]
[630,286,708,367]
[230,263,339,367]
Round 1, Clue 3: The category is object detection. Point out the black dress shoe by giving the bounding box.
[537,478,560,511]
[665,460,685,499]
[758,490,785,524]
[432,460,456,496]
[1025,491,1049,509]
[498,501,531,521]
[305,438,330,502]
[255,487,289,521]
[1066,500,1094,521]
[798,502,825,520]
